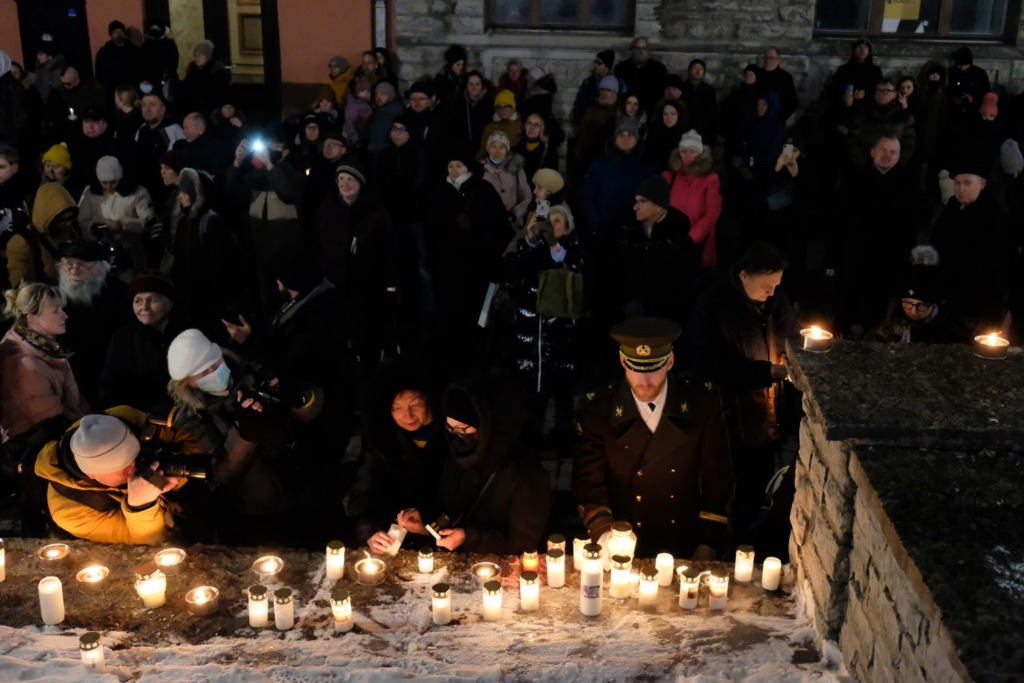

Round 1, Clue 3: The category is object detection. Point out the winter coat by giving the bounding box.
[663,148,722,268]
[828,57,883,119]
[367,99,404,154]
[0,71,29,147]
[614,58,669,115]
[479,153,532,225]
[680,81,718,144]
[371,142,427,227]
[63,277,133,408]
[513,134,559,185]
[0,325,87,442]
[98,315,188,411]
[134,119,186,203]
[758,66,799,123]
[7,182,80,286]
[581,140,658,240]
[451,88,495,157]
[33,54,66,106]
[95,40,140,93]
[77,183,156,275]
[574,101,618,166]
[847,101,916,169]
[344,93,374,146]
[181,61,231,116]
[480,116,522,154]
[177,131,229,179]
[733,91,786,171]
[330,70,355,107]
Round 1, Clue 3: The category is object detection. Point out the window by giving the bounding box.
[489,0,632,30]
[814,0,1012,38]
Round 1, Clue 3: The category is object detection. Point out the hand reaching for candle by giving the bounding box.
[397,508,426,534]
[436,527,466,551]
[368,531,395,555]
[127,462,179,507]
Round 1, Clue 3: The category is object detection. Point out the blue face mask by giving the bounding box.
[196,362,231,393]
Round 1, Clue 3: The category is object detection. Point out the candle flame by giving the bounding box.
[986,333,1000,345]
[810,325,824,339]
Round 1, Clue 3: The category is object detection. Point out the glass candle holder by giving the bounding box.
[37,543,70,567]
[355,558,386,586]
[547,534,566,553]
[734,545,755,583]
[609,555,632,599]
[521,549,539,573]
[38,575,64,625]
[325,541,345,580]
[678,567,700,610]
[974,333,1009,360]
[572,537,588,572]
[800,326,833,352]
[274,588,295,630]
[638,568,659,606]
[607,522,637,568]
[252,555,283,583]
[580,543,603,617]
[546,549,565,588]
[432,582,452,625]
[418,548,434,573]
[79,631,104,670]
[153,548,186,575]
[185,586,220,616]
[75,565,109,593]
[655,553,674,587]
[761,557,782,591]
[470,561,500,587]
[482,580,503,622]
[248,584,269,627]
[134,562,167,608]
[709,568,729,610]
[331,588,353,632]
[519,571,539,612]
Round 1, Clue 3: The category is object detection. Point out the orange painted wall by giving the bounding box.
[86,0,144,62]
[0,1,24,64]
[278,0,373,84]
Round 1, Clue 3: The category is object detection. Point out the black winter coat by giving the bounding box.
[64,277,133,408]
[680,81,718,144]
[98,314,189,411]
[450,90,495,158]
[180,62,231,117]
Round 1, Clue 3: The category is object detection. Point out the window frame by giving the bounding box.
[486,0,635,32]
[813,0,1020,42]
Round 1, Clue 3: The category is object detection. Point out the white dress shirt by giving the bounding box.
[631,381,668,433]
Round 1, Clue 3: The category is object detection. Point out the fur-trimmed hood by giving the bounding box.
[668,146,714,177]
[478,151,526,175]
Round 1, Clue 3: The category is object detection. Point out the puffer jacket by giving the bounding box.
[6,182,79,286]
[663,147,722,268]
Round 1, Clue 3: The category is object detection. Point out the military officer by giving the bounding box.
[573,317,733,559]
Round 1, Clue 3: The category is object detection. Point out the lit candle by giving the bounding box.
[572,537,588,571]
[185,586,220,616]
[709,568,729,610]
[0,538,5,582]
[547,534,566,553]
[655,553,674,587]
[134,562,167,608]
[38,576,64,625]
[252,556,283,583]
[606,522,636,570]
[154,548,186,575]
[305,168,311,176]
[678,567,700,610]
[482,580,502,621]
[79,631,104,670]
[418,547,434,573]
[325,541,345,580]
[37,543,70,564]
[521,549,539,572]
[68,107,76,120]
[432,582,452,625]
[734,545,755,583]
[75,565,109,593]
[355,558,386,585]
[274,588,295,630]
[580,543,603,617]
[609,555,632,599]
[331,588,353,632]
[519,570,539,612]
[973,333,1010,360]
[470,562,500,587]
[762,557,782,591]
[385,523,406,557]
[248,584,269,627]
[546,549,565,588]
[639,568,659,607]
[800,325,834,352]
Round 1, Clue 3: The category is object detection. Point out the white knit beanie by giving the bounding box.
[71,415,140,475]
[167,328,222,380]
[486,131,511,153]
[95,155,123,182]
[678,129,704,153]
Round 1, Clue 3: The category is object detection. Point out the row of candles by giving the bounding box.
[800,324,1012,360]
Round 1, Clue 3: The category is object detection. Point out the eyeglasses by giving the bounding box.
[62,260,98,272]
[901,300,933,312]
[875,88,896,95]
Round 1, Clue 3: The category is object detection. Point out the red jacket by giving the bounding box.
[662,148,721,268]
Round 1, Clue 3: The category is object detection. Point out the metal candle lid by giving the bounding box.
[432,582,451,598]
[611,554,631,569]
[547,533,566,545]
[611,521,633,534]
[640,568,659,582]
[274,587,293,604]
[710,567,729,581]
[736,545,755,556]
[547,549,565,560]
[483,580,502,595]
[330,588,350,605]
[79,631,101,651]
[583,543,602,559]
[135,562,161,581]
[520,571,539,585]
[326,540,344,555]
[419,547,434,558]
[682,566,701,582]
[248,584,268,600]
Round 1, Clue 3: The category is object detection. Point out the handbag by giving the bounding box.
[536,268,584,319]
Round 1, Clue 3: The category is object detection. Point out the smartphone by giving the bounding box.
[250,139,266,154]
[844,84,854,96]
[535,199,550,221]
[782,143,795,158]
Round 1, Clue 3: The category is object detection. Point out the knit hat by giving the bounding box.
[614,117,640,139]
[598,75,620,92]
[532,168,564,194]
[494,89,516,109]
[549,204,575,233]
[95,156,123,182]
[744,63,759,76]
[444,44,467,67]
[159,149,187,174]
[954,46,973,66]
[193,40,215,61]
[71,414,140,475]
[664,74,685,92]
[443,388,479,429]
[979,92,999,118]
[949,155,989,180]
[486,131,511,153]
[596,50,615,70]
[1001,139,1024,177]
[328,55,349,71]
[108,20,126,36]
[59,239,107,262]
[635,175,671,209]
[406,81,435,99]
[335,158,367,185]
[320,125,349,146]
[168,328,222,380]
[42,144,71,171]
[374,82,396,102]
[678,129,704,153]
[129,271,176,301]
[277,252,322,294]
[900,245,943,304]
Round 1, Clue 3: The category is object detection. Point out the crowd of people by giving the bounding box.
[0,22,1021,562]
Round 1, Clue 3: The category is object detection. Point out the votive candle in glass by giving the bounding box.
[572,536,588,571]
[655,553,674,587]
[37,543,70,566]
[134,562,166,608]
[418,547,434,573]
[470,561,500,587]
[547,534,566,553]
[252,555,283,583]
[639,568,659,606]
[800,325,833,352]
[325,541,345,580]
[38,576,64,625]
[580,543,603,617]
[709,568,729,610]
[432,582,452,625]
[679,567,700,610]
[0,538,6,582]
[546,549,565,588]
[762,557,782,591]
[248,584,269,627]
[519,571,539,612]
[153,548,186,575]
[355,558,386,585]
[79,631,104,670]
[609,555,632,599]
[185,586,219,616]
[331,588,353,632]
[734,545,755,583]
[482,580,503,621]
[75,565,109,593]
[274,588,295,630]
[521,549,539,572]
[973,333,1009,360]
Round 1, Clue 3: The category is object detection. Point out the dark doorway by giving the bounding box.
[16,0,93,78]
[143,0,171,28]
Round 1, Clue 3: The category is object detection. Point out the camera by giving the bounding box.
[238,378,311,410]
[426,513,451,541]
[136,445,211,488]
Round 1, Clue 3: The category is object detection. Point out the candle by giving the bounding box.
[519,570,539,612]
[248,584,269,627]
[331,588,353,632]
[0,538,5,582]
[521,549,539,572]
[325,541,345,580]
[274,588,295,630]
[800,325,833,352]
[252,555,283,583]
[37,543,70,564]
[546,549,565,588]
[154,548,186,575]
[38,576,64,625]
[580,543,603,617]
[68,107,76,120]
[385,523,406,557]
[639,568,659,607]
[679,567,700,610]
[470,562,500,587]
[762,557,782,591]
[655,553,674,587]
[609,555,632,599]
[134,562,167,608]
[547,534,566,553]
[709,568,729,610]
[973,333,1010,360]
[355,558,386,585]
[418,547,434,573]
[75,565,109,593]
[185,586,220,616]
[79,631,104,670]
[734,545,755,583]
[482,580,502,621]
[432,582,452,625]
[606,522,636,570]
[572,537,588,571]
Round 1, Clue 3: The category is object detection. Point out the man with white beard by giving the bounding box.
[57,239,132,408]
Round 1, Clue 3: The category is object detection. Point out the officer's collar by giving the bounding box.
[613,378,683,424]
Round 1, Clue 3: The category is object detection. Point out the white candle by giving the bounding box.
[709,569,729,610]
[331,588,353,632]
[79,631,104,670]
[547,534,566,553]
[609,555,632,599]
[521,550,539,572]
[572,537,588,571]
[482,580,502,621]
[762,557,782,591]
[580,543,603,616]
[735,545,755,583]
[678,567,700,610]
[606,522,636,570]
[274,588,295,630]
[418,548,434,573]
[252,556,283,582]
[519,571,539,611]
[546,549,565,588]
[38,576,64,625]
[134,563,167,608]
[431,583,452,625]
[655,553,674,587]
[248,584,269,627]
[639,569,659,606]
[0,538,5,582]
[470,562,500,587]
[385,523,406,557]
[325,541,345,580]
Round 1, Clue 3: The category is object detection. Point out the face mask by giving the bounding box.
[487,156,506,166]
[447,429,479,456]
[196,362,231,393]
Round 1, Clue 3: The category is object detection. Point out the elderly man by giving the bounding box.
[613,36,668,116]
[759,48,798,123]
[574,317,733,559]
[178,112,228,178]
[135,93,185,205]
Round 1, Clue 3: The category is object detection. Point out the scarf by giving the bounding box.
[15,322,71,359]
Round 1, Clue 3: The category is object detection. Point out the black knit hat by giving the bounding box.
[108,20,126,36]
[444,44,467,67]
[406,80,436,99]
[596,50,615,70]
[59,239,108,262]
[635,175,671,209]
[335,158,367,185]
[954,46,973,66]
[664,74,685,91]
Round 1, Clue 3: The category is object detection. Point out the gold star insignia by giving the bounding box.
[681,402,689,413]
[586,392,595,400]
[614,406,624,417]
